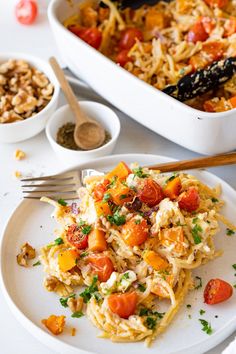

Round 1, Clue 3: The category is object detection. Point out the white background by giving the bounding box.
[0,1,235,353]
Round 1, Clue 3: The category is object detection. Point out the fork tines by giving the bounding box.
[21,171,81,200]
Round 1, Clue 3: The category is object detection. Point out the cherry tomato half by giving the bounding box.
[178,187,200,212]
[138,178,164,207]
[15,0,38,25]
[68,26,102,49]
[116,49,133,67]
[108,291,137,318]
[119,28,143,50]
[204,278,233,304]
[204,0,228,8]
[187,21,209,43]
[88,255,114,282]
[66,224,89,250]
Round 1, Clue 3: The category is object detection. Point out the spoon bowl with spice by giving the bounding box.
[45,100,120,166]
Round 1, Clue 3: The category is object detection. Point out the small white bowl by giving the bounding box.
[46,101,120,164]
[0,52,60,143]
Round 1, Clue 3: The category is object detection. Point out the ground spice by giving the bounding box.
[56,122,111,151]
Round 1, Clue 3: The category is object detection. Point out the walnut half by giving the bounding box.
[16,242,36,267]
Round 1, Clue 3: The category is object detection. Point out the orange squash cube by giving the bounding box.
[159,227,186,255]
[108,182,133,206]
[143,250,169,271]
[94,201,112,217]
[58,249,78,272]
[42,315,66,335]
[163,176,182,200]
[88,229,107,252]
[105,161,131,181]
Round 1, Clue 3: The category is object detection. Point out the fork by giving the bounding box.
[21,169,104,200]
[21,152,236,200]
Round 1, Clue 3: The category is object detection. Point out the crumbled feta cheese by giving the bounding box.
[100,270,137,294]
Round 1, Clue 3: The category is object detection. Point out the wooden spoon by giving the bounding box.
[49,57,105,150]
[147,152,236,172]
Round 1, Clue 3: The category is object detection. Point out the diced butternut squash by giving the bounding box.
[108,182,134,206]
[151,275,174,298]
[159,227,186,255]
[228,95,236,108]
[176,0,194,13]
[203,97,229,112]
[145,8,166,30]
[88,229,107,252]
[42,315,66,335]
[163,176,182,200]
[94,201,112,217]
[58,249,78,272]
[143,250,169,271]
[105,161,131,181]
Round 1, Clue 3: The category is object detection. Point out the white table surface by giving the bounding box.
[0,1,235,353]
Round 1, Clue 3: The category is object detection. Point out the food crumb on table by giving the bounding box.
[14,149,26,160]
[14,170,22,178]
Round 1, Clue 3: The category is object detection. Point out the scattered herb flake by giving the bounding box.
[71,311,84,318]
[233,284,236,288]
[137,283,146,292]
[81,225,92,235]
[108,176,118,188]
[226,228,235,236]
[60,293,76,308]
[103,193,111,202]
[80,252,88,259]
[32,260,41,266]
[192,217,199,224]
[54,237,64,245]
[166,175,176,183]
[188,314,192,319]
[80,276,98,303]
[192,224,202,244]
[199,319,213,335]
[199,309,206,315]
[211,197,219,203]
[135,219,141,224]
[107,211,126,226]
[132,167,148,179]
[146,316,157,329]
[186,304,191,308]
[119,194,128,200]
[195,276,202,290]
[58,198,67,206]
[121,272,130,280]
[232,264,236,270]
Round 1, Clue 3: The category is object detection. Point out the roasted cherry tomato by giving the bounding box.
[119,28,143,50]
[187,21,208,43]
[93,179,110,201]
[178,187,200,212]
[116,49,133,67]
[66,224,89,250]
[189,41,225,70]
[122,218,149,246]
[88,255,114,282]
[108,291,138,318]
[15,0,38,25]
[68,26,102,49]
[204,0,228,8]
[138,178,164,207]
[204,278,233,304]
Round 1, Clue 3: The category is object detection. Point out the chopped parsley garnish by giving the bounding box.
[80,252,88,259]
[179,68,186,75]
[78,219,86,227]
[59,293,76,308]
[81,225,92,235]
[139,308,165,330]
[119,194,128,200]
[135,219,141,224]
[54,237,64,245]
[146,317,157,329]
[79,276,98,303]
[121,272,129,280]
[211,197,219,203]
[192,217,199,224]
[93,291,102,302]
[226,228,235,236]
[32,260,41,266]
[188,314,192,319]
[137,283,146,292]
[186,304,191,308]
[132,167,148,178]
[165,175,176,183]
[108,176,118,188]
[58,198,67,206]
[199,319,213,335]
[103,193,111,202]
[192,224,202,244]
[199,309,206,315]
[48,237,64,248]
[121,180,128,187]
[195,276,202,290]
[107,211,126,226]
[232,264,236,270]
[71,311,84,318]
[233,284,236,288]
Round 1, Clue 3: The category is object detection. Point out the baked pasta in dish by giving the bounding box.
[64,0,236,112]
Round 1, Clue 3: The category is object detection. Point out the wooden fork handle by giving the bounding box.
[147,152,236,172]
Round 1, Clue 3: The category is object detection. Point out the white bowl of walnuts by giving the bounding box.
[0,52,60,143]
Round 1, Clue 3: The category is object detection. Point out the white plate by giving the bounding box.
[1,154,236,354]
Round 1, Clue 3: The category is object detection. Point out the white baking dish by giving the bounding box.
[48,0,236,155]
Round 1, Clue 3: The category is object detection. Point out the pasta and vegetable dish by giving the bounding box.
[63,0,236,112]
[38,162,234,344]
